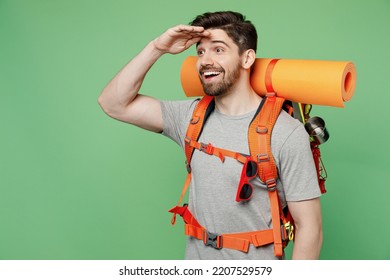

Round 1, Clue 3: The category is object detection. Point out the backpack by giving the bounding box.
[167,55,355,256]
[168,93,324,257]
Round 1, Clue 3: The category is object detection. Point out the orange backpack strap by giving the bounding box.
[170,94,293,257]
[169,204,277,252]
[248,93,286,257]
[170,96,215,225]
[184,96,215,171]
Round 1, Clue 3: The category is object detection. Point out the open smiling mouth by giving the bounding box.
[201,71,223,81]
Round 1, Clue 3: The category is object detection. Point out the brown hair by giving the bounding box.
[190,11,257,54]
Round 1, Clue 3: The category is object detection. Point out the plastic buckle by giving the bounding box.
[257,154,270,162]
[256,126,268,134]
[266,92,277,102]
[203,231,222,249]
[266,178,277,191]
[199,143,214,155]
[190,116,200,124]
[266,92,276,97]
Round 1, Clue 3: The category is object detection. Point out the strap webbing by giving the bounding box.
[248,94,286,256]
[184,96,214,167]
[170,172,192,225]
[265,59,280,92]
[184,138,248,164]
[169,205,276,253]
[311,143,327,194]
[171,96,214,225]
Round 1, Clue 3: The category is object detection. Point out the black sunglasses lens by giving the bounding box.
[246,161,257,177]
[239,184,253,199]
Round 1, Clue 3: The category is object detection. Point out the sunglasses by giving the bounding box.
[235,157,258,202]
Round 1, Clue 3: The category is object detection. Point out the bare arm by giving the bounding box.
[98,25,210,132]
[288,197,323,259]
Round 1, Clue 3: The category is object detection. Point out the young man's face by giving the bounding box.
[196,29,243,97]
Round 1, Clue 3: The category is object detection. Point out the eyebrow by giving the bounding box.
[196,40,230,48]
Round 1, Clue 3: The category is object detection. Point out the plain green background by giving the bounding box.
[1,0,389,260]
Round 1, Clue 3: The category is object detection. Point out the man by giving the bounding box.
[98,11,322,260]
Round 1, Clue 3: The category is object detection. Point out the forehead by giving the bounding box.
[197,28,235,48]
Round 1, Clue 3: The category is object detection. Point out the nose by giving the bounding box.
[198,51,214,67]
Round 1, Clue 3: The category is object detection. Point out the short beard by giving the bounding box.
[201,64,241,97]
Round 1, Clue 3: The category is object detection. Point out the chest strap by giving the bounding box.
[184,138,248,164]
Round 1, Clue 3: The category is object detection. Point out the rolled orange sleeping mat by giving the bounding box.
[180,56,356,107]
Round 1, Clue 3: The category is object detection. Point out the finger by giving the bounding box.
[200,29,211,37]
[183,30,211,49]
[185,37,203,48]
[175,24,204,32]
[173,25,206,35]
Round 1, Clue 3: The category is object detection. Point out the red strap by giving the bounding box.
[169,204,203,228]
[311,143,327,194]
[265,59,280,93]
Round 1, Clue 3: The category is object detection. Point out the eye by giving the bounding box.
[216,47,224,53]
[197,49,205,56]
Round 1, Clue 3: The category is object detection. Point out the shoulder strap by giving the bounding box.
[248,93,285,186]
[170,95,215,225]
[184,95,215,170]
[248,93,286,257]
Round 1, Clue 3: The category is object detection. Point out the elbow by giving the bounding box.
[97,94,110,116]
[97,89,116,118]
[97,94,107,111]
[97,90,130,122]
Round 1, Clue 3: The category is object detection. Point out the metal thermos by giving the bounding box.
[304,117,329,144]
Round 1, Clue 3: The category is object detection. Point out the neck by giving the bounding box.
[214,79,262,116]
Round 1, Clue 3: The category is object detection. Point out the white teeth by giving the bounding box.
[204,71,221,76]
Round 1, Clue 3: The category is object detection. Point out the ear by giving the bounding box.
[241,49,256,70]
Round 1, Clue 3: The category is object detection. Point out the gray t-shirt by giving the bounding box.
[161,98,321,260]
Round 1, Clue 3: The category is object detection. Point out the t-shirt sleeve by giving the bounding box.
[278,124,322,202]
[160,99,199,149]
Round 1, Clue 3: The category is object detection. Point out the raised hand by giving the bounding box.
[153,25,210,55]
[99,24,210,132]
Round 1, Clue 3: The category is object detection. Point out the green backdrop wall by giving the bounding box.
[1,0,389,260]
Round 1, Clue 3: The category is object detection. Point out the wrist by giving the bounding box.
[150,39,166,56]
